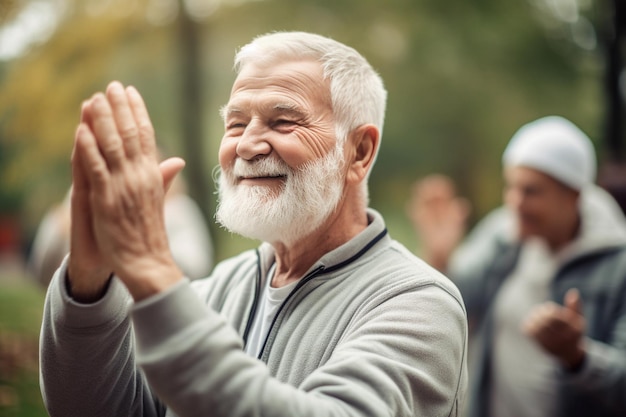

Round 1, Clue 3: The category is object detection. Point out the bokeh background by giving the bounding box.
[0,0,624,415]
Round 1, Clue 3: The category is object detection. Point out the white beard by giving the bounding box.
[216,148,345,245]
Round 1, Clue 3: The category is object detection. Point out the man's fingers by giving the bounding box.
[160,157,186,193]
[106,81,142,159]
[522,303,558,335]
[90,94,125,170]
[75,123,111,194]
[72,125,89,193]
[126,85,157,158]
[80,99,94,129]
[522,308,543,336]
[565,288,583,315]
[71,125,93,228]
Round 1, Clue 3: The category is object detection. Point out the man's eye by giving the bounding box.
[227,122,246,129]
[273,119,297,129]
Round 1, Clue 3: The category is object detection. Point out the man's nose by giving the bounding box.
[236,119,272,160]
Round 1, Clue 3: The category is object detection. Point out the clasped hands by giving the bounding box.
[67,81,185,302]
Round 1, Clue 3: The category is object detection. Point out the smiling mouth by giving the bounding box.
[236,174,287,186]
[238,174,286,180]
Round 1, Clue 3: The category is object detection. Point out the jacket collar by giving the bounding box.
[256,208,389,281]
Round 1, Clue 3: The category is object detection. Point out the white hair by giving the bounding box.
[233,31,387,200]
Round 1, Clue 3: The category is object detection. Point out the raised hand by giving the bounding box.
[522,288,586,370]
[406,174,470,271]
[68,81,186,302]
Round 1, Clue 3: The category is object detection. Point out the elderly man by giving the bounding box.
[39,32,468,417]
[409,116,626,417]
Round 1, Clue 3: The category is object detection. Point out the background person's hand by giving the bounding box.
[406,174,470,271]
[68,81,185,302]
[522,288,586,370]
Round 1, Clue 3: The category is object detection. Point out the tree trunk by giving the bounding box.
[176,7,214,227]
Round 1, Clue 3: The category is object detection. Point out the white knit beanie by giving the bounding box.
[502,116,596,190]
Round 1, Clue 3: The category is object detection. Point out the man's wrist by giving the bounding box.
[65,269,113,303]
[117,260,184,302]
[561,344,586,373]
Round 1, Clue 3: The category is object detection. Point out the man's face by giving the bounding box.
[215,59,346,245]
[503,166,579,244]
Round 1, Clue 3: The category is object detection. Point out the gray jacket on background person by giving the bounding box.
[450,185,626,417]
[40,209,468,417]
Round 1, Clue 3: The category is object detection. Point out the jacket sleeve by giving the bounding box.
[132,280,468,417]
[561,316,626,415]
[555,246,626,416]
[39,258,163,417]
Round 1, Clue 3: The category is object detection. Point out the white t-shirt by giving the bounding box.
[489,238,559,417]
[245,265,298,358]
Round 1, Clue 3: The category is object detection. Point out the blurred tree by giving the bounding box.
[0,0,608,260]
[175,0,212,227]
[0,1,145,239]
[595,0,626,212]
[603,0,625,160]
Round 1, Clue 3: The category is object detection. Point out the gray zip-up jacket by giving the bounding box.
[40,209,468,417]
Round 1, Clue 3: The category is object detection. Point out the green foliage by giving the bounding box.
[0,278,47,417]
[0,0,605,259]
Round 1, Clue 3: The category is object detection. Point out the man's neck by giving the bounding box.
[270,207,369,288]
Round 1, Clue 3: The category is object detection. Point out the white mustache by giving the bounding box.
[232,158,290,178]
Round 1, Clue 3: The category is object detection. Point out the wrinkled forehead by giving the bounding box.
[227,59,332,109]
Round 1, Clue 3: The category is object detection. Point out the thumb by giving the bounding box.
[159,157,186,193]
[565,288,583,315]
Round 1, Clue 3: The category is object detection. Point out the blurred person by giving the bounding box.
[408,115,626,417]
[39,31,468,417]
[28,171,213,285]
[28,191,72,287]
[161,173,214,279]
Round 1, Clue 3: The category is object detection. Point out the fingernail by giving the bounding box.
[91,93,106,108]
[109,81,124,94]
[126,85,140,97]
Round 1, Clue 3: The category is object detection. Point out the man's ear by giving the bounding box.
[345,124,379,185]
